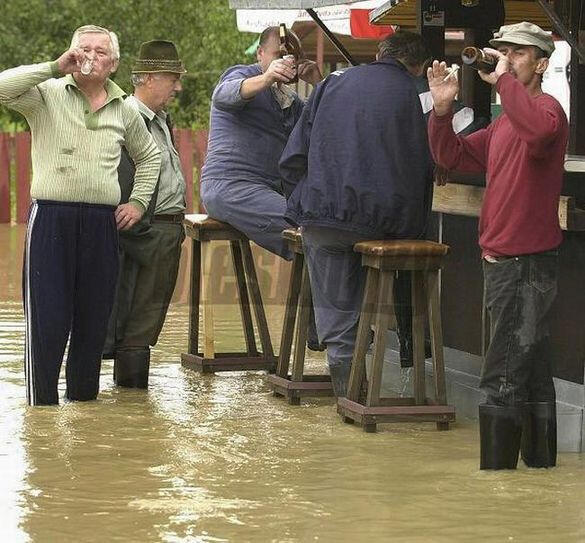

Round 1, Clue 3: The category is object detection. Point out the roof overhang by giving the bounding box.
[229,0,365,8]
[369,0,553,30]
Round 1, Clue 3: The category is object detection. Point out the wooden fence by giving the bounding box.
[0,128,208,223]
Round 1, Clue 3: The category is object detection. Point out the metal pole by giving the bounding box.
[306,8,358,66]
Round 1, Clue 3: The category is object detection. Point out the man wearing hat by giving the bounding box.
[104,40,187,388]
[427,22,568,470]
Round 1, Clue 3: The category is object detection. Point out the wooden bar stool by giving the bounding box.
[266,229,333,405]
[337,240,456,432]
[181,214,276,373]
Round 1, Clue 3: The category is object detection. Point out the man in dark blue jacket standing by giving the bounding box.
[280,31,434,397]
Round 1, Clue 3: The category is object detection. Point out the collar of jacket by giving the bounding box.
[372,57,410,73]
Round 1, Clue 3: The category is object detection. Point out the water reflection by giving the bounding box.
[1,224,585,542]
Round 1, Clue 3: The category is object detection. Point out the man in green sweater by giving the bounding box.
[0,25,161,406]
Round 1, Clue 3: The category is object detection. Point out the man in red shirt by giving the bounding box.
[427,22,568,469]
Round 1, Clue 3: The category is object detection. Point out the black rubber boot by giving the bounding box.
[307,305,326,352]
[329,364,351,398]
[114,348,150,389]
[479,403,523,470]
[521,402,557,468]
[399,336,413,368]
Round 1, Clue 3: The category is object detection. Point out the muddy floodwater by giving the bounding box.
[2,224,585,542]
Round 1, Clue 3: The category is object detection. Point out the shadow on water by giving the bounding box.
[1,224,585,542]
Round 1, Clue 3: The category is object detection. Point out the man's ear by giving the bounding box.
[535,57,549,75]
[110,58,120,74]
[256,46,263,63]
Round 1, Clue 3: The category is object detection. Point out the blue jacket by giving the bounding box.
[279,58,433,239]
[201,63,304,191]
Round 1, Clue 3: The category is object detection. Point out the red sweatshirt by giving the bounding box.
[428,72,568,257]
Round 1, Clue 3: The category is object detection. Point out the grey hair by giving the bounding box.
[131,73,149,86]
[70,25,120,61]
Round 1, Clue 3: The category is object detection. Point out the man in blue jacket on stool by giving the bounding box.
[280,31,434,397]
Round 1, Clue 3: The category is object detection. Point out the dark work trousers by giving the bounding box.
[480,252,558,406]
[302,226,372,374]
[104,221,184,351]
[201,178,293,260]
[23,200,119,406]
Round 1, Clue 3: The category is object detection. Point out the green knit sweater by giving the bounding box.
[0,61,161,211]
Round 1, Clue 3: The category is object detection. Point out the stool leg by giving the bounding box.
[240,240,275,360]
[276,252,303,378]
[346,268,379,403]
[367,270,394,408]
[412,271,426,405]
[291,264,311,383]
[230,241,258,357]
[188,238,201,356]
[426,270,447,405]
[201,240,215,359]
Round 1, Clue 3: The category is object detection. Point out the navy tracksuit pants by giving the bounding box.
[23,200,119,406]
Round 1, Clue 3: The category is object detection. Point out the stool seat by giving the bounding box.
[282,228,302,243]
[282,228,303,255]
[183,214,247,242]
[354,240,449,257]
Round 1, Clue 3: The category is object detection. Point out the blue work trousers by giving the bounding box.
[201,178,293,260]
[301,226,371,373]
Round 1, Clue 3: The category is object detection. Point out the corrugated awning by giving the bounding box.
[229,0,365,8]
[369,0,553,30]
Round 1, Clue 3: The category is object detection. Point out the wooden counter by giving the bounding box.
[429,171,585,385]
[432,183,585,231]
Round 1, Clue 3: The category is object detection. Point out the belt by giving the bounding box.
[152,213,185,224]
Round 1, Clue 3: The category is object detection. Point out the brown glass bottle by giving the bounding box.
[461,46,497,72]
[279,23,298,83]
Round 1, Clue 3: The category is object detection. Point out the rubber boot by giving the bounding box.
[479,403,523,470]
[114,348,150,389]
[521,401,557,468]
[329,364,351,398]
[398,335,433,368]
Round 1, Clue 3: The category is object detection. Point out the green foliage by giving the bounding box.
[0,0,256,128]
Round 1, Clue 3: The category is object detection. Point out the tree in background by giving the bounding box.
[0,0,255,129]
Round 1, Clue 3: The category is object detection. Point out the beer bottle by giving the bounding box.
[279,23,298,83]
[461,46,497,72]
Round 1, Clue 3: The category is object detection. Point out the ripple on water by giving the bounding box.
[1,225,585,542]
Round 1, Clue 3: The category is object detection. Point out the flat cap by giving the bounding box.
[489,21,554,57]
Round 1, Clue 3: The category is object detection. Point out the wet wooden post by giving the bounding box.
[0,133,11,223]
[567,0,585,153]
[15,132,31,224]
